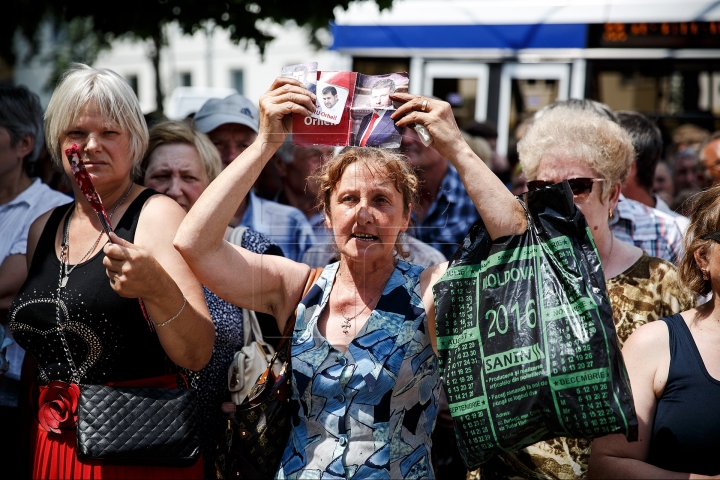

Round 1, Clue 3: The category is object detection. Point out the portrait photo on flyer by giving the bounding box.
[350,72,408,149]
[280,62,318,95]
[312,75,350,125]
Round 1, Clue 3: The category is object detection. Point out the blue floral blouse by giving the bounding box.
[277,261,441,479]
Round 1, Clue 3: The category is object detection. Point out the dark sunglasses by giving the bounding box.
[526,178,606,202]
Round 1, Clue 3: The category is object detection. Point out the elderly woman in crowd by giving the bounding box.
[175,77,526,478]
[140,119,282,478]
[474,105,695,480]
[589,186,720,478]
[8,64,214,479]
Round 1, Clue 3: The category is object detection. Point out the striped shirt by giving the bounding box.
[610,195,685,265]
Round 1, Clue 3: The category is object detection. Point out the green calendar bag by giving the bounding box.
[433,181,637,469]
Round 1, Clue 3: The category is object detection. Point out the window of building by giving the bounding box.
[126,75,139,99]
[231,69,244,95]
[180,72,192,87]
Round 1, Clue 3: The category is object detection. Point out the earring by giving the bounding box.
[702,269,709,281]
[608,209,614,219]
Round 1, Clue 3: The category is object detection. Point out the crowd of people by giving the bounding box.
[1,62,720,479]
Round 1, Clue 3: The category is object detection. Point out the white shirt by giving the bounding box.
[0,178,71,260]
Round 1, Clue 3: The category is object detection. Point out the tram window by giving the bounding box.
[431,78,478,127]
[509,79,558,134]
[589,60,720,135]
[595,67,719,116]
[353,57,410,77]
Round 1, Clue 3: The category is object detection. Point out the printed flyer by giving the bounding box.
[282,63,408,147]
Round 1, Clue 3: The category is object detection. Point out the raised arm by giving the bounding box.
[174,77,315,328]
[391,94,527,241]
[394,95,528,351]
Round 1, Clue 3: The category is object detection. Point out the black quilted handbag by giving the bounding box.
[76,373,200,466]
[214,268,323,480]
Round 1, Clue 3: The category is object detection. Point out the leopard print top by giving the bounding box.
[470,253,696,480]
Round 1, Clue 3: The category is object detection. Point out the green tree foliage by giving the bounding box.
[44,18,112,91]
[3,0,393,113]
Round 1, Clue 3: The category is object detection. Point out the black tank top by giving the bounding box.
[9,189,175,384]
[647,313,720,475]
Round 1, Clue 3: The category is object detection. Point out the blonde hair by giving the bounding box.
[679,185,720,296]
[518,107,634,198]
[141,120,221,183]
[315,147,419,259]
[45,64,148,173]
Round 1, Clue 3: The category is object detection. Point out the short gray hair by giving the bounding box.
[0,84,44,165]
[518,106,634,196]
[45,64,148,171]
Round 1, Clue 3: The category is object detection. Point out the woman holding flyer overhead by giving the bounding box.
[8,64,214,479]
[175,75,526,478]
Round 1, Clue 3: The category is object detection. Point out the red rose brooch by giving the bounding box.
[38,381,80,434]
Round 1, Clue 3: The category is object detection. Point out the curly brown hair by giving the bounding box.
[679,185,720,295]
[314,147,419,259]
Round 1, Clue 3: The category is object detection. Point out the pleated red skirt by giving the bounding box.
[31,375,203,480]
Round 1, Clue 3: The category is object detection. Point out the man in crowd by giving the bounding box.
[672,148,701,195]
[0,85,71,476]
[401,125,480,260]
[353,78,401,148]
[699,132,720,187]
[194,94,315,262]
[616,110,687,223]
[610,111,688,265]
[273,135,331,234]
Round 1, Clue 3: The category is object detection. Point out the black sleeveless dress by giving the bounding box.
[647,314,720,475]
[9,189,175,385]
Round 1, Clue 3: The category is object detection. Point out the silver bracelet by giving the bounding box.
[151,295,187,328]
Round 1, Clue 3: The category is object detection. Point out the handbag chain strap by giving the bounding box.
[52,209,82,384]
[47,189,139,385]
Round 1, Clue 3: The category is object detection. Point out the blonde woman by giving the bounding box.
[9,65,213,478]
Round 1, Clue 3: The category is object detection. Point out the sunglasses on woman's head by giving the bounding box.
[526,178,606,203]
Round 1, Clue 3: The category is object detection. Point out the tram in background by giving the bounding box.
[331,0,720,157]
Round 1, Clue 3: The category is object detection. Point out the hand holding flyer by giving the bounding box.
[282,63,408,148]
